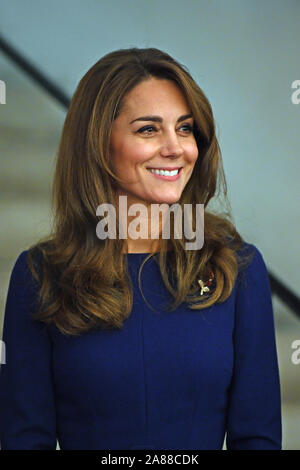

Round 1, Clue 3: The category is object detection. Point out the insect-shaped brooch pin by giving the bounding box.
[198,270,214,296]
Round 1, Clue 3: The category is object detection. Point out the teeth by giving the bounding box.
[149,169,179,176]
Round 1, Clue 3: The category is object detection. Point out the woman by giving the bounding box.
[0,47,281,450]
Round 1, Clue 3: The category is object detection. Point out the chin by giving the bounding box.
[159,193,182,203]
[138,192,182,206]
[153,198,181,206]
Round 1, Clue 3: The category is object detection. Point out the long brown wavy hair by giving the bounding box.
[27,47,254,336]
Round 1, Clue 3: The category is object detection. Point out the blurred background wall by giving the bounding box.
[0,0,299,450]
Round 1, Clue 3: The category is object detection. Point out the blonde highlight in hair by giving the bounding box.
[27,47,254,336]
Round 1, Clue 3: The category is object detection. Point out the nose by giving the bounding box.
[159,130,184,158]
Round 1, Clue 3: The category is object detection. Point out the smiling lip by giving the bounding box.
[146,167,182,170]
[147,167,182,181]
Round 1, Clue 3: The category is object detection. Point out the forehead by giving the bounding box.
[121,78,189,113]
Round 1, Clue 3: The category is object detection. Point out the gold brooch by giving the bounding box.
[198,270,214,296]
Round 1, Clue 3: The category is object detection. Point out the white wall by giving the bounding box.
[1,0,299,293]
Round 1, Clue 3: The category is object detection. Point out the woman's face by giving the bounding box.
[109,77,199,208]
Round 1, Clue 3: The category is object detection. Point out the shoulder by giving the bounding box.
[234,242,269,286]
[7,249,43,297]
[9,250,30,283]
[232,242,273,321]
[224,236,269,287]
[2,249,47,338]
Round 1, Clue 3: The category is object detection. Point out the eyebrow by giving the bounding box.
[130,113,193,124]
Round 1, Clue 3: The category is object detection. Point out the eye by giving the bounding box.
[179,123,193,133]
[137,125,157,134]
[137,123,194,135]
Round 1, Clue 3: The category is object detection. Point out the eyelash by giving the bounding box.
[137,124,194,135]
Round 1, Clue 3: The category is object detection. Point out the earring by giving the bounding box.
[198,270,214,296]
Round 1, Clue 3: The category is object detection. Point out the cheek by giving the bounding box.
[111,142,133,169]
[111,143,151,179]
[185,141,199,163]
[123,141,155,165]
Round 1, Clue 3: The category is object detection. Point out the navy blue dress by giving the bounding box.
[0,243,281,449]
